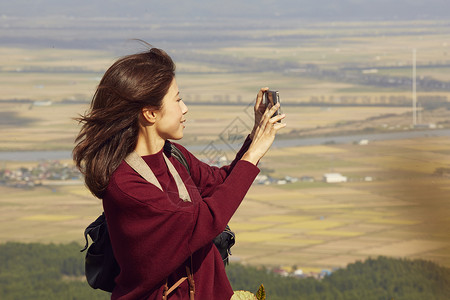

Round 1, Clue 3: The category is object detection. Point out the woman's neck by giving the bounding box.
[134,127,165,156]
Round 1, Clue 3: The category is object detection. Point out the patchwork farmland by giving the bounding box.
[1,18,450,273]
[1,135,449,272]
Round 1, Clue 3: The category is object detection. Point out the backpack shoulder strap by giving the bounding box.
[124,151,163,191]
[164,141,191,175]
[124,144,191,202]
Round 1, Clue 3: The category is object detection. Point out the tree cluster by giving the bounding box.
[1,242,449,299]
[0,242,108,300]
[226,256,450,300]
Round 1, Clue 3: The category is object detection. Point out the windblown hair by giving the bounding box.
[73,46,175,198]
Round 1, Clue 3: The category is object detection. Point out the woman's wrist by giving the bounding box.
[241,150,259,165]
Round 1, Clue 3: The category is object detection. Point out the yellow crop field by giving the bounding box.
[300,203,355,210]
[226,223,274,231]
[358,240,448,257]
[304,187,363,196]
[282,145,346,155]
[351,155,446,173]
[20,214,77,222]
[279,220,345,230]
[267,238,324,247]
[0,47,112,70]
[249,192,313,202]
[250,215,314,223]
[401,143,450,152]
[237,232,291,243]
[307,230,364,237]
[224,135,450,269]
[340,210,398,218]
[368,218,422,225]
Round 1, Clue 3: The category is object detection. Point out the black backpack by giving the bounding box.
[81,142,235,292]
[81,212,118,292]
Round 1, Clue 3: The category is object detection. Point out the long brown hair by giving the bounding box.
[73,46,175,198]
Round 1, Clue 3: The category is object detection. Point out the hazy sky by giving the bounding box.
[2,0,449,20]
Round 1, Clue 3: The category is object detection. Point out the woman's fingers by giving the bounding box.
[254,110,285,140]
[243,88,286,165]
[266,114,286,134]
[252,98,285,141]
[255,89,263,109]
[253,103,278,133]
[255,87,268,111]
[269,112,286,125]
[272,118,287,132]
[269,102,281,116]
[261,102,280,124]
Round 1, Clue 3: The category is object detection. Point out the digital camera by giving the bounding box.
[264,90,281,122]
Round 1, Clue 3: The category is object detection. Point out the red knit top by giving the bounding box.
[102,137,259,299]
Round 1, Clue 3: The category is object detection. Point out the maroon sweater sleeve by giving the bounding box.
[174,135,253,198]
[187,159,259,251]
[171,135,256,250]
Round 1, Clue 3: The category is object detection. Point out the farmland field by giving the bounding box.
[0,100,419,151]
[1,18,450,273]
[228,136,450,270]
[1,134,449,272]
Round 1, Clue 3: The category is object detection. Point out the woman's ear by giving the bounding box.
[141,107,158,124]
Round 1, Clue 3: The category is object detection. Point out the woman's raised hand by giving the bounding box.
[250,87,268,140]
[242,89,286,165]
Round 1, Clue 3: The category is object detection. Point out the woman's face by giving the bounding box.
[155,78,188,141]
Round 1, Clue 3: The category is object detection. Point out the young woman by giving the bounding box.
[73,46,286,300]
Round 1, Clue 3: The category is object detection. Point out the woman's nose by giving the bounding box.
[181,100,188,114]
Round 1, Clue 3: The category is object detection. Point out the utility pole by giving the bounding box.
[412,48,417,126]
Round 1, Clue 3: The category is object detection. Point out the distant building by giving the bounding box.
[300,176,315,182]
[358,139,369,145]
[362,69,378,74]
[293,269,304,277]
[272,268,289,277]
[323,173,347,183]
[320,269,332,278]
[255,174,271,185]
[413,123,436,129]
[33,101,52,106]
[284,175,299,183]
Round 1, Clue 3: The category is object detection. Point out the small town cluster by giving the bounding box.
[1,158,369,190]
[271,266,333,280]
[0,160,83,189]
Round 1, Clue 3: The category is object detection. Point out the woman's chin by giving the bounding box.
[171,133,184,140]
